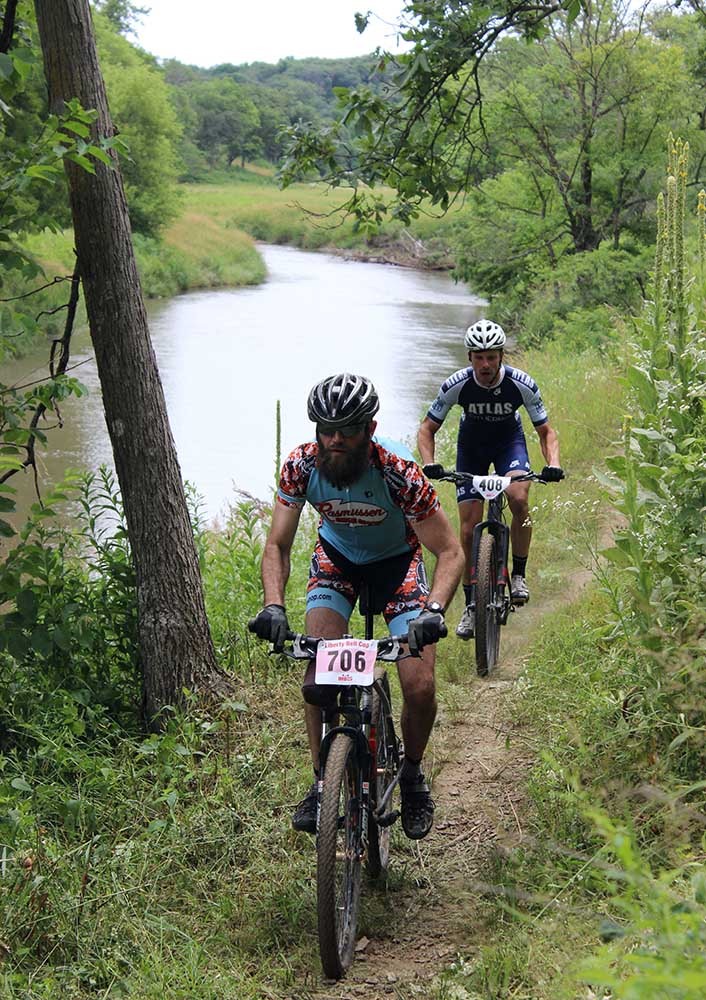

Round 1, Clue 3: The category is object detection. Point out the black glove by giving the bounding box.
[541,465,565,482]
[407,609,446,657]
[422,463,445,480]
[250,604,289,651]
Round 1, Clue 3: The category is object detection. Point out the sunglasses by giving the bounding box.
[317,423,366,438]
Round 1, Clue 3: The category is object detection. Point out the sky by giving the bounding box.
[133,1,410,68]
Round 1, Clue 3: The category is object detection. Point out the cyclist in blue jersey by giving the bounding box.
[252,373,464,840]
[418,320,564,638]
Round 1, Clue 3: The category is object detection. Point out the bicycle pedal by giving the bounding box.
[376,809,400,828]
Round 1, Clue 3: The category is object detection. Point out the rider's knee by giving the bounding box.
[402,669,436,708]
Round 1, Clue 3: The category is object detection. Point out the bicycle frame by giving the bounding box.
[317,583,401,836]
[427,469,546,642]
[466,491,512,634]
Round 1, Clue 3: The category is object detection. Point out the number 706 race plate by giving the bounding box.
[315,637,377,686]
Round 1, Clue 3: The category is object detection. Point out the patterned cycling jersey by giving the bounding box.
[427,364,548,441]
[277,436,439,565]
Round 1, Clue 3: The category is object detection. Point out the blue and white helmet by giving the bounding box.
[464,319,506,351]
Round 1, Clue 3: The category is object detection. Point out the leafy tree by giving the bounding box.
[33,0,229,723]
[95,12,181,234]
[182,76,260,167]
[280,0,583,219]
[91,0,149,35]
[450,1,694,301]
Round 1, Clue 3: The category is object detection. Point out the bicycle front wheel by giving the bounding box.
[367,668,399,878]
[317,733,363,980]
[475,533,501,677]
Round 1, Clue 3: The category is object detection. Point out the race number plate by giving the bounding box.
[472,475,512,500]
[315,637,377,687]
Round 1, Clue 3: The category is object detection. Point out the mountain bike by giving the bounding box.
[249,584,444,980]
[425,468,548,677]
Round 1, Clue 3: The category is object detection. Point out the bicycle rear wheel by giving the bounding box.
[475,533,501,677]
[367,668,399,877]
[317,733,362,980]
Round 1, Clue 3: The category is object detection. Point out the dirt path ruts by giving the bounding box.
[292,576,591,1000]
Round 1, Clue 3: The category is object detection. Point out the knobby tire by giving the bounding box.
[475,533,501,677]
[317,734,362,980]
[367,668,398,878]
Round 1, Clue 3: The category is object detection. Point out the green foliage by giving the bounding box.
[0,469,139,741]
[1,96,118,277]
[0,369,87,528]
[496,244,652,349]
[601,138,706,659]
[95,14,182,235]
[577,811,706,999]
[92,0,149,36]
[185,77,260,169]
[199,499,266,671]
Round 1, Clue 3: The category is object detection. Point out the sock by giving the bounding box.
[512,556,528,578]
[463,584,473,606]
[402,755,422,781]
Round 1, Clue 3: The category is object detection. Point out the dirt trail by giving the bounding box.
[294,575,592,1000]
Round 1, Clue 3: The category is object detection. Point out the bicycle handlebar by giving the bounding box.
[246,620,448,658]
[426,468,558,485]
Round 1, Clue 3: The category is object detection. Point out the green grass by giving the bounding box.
[1,218,655,999]
[179,174,461,261]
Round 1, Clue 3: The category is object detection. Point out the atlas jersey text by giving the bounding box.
[427,364,548,441]
[277,437,439,565]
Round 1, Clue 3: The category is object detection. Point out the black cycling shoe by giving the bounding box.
[292,782,318,834]
[399,769,435,840]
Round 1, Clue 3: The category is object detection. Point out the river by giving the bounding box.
[3,244,484,521]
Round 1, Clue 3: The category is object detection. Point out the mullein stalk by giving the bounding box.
[274,399,281,487]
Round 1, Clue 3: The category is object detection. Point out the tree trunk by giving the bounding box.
[34,0,228,724]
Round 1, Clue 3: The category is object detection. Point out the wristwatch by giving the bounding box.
[425,600,445,615]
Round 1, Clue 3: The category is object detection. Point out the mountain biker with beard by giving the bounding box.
[417,319,564,638]
[251,373,464,840]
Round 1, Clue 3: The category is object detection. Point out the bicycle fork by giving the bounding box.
[466,520,512,630]
[318,699,373,859]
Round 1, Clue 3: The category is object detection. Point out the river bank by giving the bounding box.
[4,175,458,362]
[171,176,458,273]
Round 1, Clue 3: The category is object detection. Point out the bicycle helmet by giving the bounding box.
[464,319,506,351]
[307,373,380,427]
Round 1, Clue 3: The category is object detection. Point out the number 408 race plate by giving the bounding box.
[315,637,377,687]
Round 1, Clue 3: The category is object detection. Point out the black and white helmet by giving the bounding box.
[307,373,380,427]
[464,319,506,351]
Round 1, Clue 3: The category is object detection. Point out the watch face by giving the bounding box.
[427,601,444,614]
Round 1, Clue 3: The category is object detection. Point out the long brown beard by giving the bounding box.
[317,433,371,489]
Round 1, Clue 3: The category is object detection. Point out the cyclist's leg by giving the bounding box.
[458,500,483,587]
[456,436,488,586]
[494,430,532,599]
[383,551,436,839]
[382,549,437,757]
[494,430,532,562]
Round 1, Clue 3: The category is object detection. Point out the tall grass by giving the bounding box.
[180,176,461,262]
[438,139,706,1000]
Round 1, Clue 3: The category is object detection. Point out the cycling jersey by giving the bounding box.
[277,436,439,565]
[427,364,548,442]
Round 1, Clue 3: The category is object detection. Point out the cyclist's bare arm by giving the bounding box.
[417,416,442,466]
[535,421,561,467]
[413,507,465,610]
[261,501,303,606]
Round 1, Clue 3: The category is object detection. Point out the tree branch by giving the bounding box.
[0,0,19,54]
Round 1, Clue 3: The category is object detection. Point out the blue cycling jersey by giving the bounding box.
[427,364,548,442]
[277,436,439,565]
